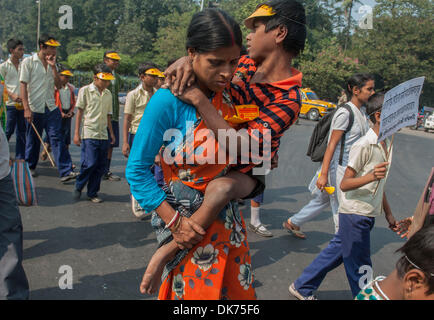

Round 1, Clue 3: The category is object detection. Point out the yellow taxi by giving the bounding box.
[300,88,336,121]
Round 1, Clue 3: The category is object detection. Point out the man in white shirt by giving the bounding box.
[0,125,29,299]
[19,34,77,182]
[0,39,26,160]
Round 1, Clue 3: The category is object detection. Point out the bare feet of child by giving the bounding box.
[140,243,176,295]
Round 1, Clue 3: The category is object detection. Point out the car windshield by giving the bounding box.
[306,92,320,100]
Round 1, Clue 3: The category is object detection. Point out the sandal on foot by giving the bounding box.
[283,220,306,239]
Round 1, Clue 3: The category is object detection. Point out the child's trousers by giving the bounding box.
[76,139,109,197]
[294,213,375,298]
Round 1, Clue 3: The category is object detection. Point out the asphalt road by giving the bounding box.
[11,116,434,300]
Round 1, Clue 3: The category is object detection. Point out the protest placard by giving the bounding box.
[378,77,425,142]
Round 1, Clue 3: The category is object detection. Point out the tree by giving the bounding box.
[297,39,364,102]
[350,0,434,105]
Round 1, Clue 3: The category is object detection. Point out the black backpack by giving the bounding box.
[306,104,354,164]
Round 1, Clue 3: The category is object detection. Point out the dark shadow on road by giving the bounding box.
[23,221,155,259]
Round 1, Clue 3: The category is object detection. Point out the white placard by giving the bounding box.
[378,77,425,142]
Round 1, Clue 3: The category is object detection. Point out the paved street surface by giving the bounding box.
[12,116,434,300]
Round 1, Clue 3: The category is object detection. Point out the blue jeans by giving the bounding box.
[294,213,375,298]
[76,139,109,197]
[290,190,340,233]
[0,173,29,299]
[6,106,26,160]
[25,107,73,177]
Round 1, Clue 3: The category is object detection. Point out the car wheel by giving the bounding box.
[307,109,320,121]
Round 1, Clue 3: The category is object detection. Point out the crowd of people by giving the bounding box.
[0,0,433,301]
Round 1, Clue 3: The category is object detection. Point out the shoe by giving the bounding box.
[104,172,121,181]
[73,189,81,201]
[30,169,38,177]
[88,196,103,203]
[61,171,79,183]
[248,223,273,237]
[283,219,306,239]
[289,283,317,300]
[131,195,146,219]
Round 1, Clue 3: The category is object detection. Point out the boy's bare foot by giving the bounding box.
[140,245,174,295]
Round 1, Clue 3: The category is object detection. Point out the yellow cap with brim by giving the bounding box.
[105,52,121,61]
[96,72,115,81]
[45,39,61,47]
[245,4,276,29]
[60,70,74,77]
[145,68,164,77]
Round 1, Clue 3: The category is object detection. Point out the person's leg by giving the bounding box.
[190,171,257,228]
[87,139,109,199]
[292,215,345,298]
[104,120,120,180]
[141,171,257,294]
[249,192,273,237]
[140,240,179,294]
[5,106,17,141]
[75,139,98,195]
[46,107,73,178]
[0,173,29,299]
[25,111,45,172]
[15,110,27,160]
[289,190,330,228]
[340,213,375,298]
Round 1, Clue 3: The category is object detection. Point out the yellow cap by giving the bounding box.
[105,52,121,61]
[45,39,61,47]
[96,72,115,81]
[60,70,73,77]
[245,4,276,29]
[145,68,164,77]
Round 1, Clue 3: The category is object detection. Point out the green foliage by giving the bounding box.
[296,39,364,102]
[67,49,136,75]
[350,0,434,105]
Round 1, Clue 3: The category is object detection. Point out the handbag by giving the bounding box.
[11,160,38,206]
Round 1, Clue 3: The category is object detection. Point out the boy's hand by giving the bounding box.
[177,84,206,107]
[385,213,398,231]
[163,56,195,96]
[24,109,33,124]
[371,162,389,181]
[73,134,81,146]
[316,174,328,191]
[110,134,116,146]
[46,54,57,67]
[67,111,74,118]
[61,112,67,119]
[122,143,130,158]
[395,217,413,239]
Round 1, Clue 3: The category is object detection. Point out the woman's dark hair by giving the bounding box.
[395,225,434,295]
[186,8,242,53]
[366,92,384,124]
[138,62,157,76]
[93,63,112,75]
[7,39,23,53]
[256,0,306,57]
[345,73,375,100]
[38,34,57,49]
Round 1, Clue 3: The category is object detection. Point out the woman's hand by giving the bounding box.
[170,216,206,250]
[163,56,195,96]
